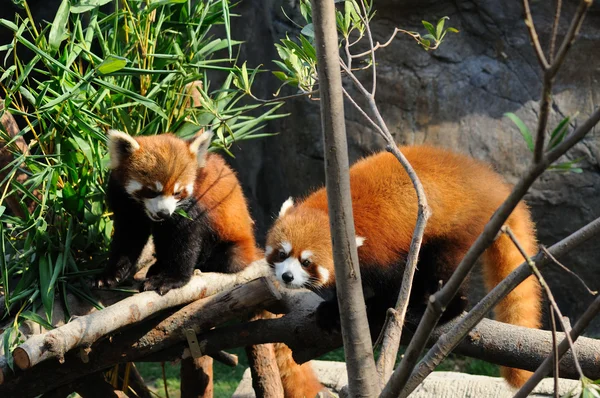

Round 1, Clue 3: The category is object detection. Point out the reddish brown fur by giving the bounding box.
[266,145,542,388]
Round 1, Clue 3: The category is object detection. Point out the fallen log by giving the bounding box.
[12,260,270,370]
[0,275,280,397]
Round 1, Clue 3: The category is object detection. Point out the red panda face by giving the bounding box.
[265,199,335,290]
[107,129,212,222]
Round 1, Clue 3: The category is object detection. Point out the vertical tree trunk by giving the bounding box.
[245,344,284,397]
[180,356,213,398]
[310,0,381,396]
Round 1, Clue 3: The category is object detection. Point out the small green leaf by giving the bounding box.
[48,0,71,52]
[96,55,128,75]
[505,112,534,152]
[175,208,193,220]
[19,310,55,331]
[70,0,113,14]
[422,20,436,37]
[447,27,460,33]
[301,23,314,38]
[548,115,572,150]
[436,17,449,39]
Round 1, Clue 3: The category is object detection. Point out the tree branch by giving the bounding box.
[522,0,550,70]
[310,1,380,395]
[381,102,600,397]
[397,215,600,397]
[0,276,281,397]
[11,261,270,370]
[515,293,600,398]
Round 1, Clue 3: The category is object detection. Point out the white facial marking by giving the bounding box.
[125,180,143,195]
[186,183,194,195]
[355,236,366,247]
[174,182,180,192]
[281,241,292,254]
[265,246,274,257]
[107,129,140,169]
[318,266,330,284]
[278,197,294,218]
[144,195,178,221]
[300,250,313,261]
[275,257,310,288]
[154,181,163,191]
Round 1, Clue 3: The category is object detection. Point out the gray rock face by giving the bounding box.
[226,0,600,332]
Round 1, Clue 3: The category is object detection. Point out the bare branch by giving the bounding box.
[515,293,600,398]
[351,28,400,58]
[397,215,600,397]
[548,0,593,77]
[541,246,597,295]
[11,261,271,370]
[549,305,559,398]
[522,0,550,70]
[549,0,563,62]
[502,226,584,379]
[386,213,600,397]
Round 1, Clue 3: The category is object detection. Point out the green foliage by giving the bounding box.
[0,0,284,335]
[504,112,583,172]
[272,0,458,94]
[564,377,600,398]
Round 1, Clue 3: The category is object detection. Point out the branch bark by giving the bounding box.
[11,260,270,370]
[310,0,380,396]
[180,356,213,398]
[397,215,600,397]
[0,276,280,397]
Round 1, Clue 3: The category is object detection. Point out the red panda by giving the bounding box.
[265,145,542,388]
[95,129,324,397]
[94,129,259,294]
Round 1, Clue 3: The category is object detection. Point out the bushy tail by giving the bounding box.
[481,202,542,388]
[273,342,325,398]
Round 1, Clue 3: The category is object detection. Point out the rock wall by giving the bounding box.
[225,0,600,332]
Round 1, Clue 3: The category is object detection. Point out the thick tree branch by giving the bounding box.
[398,215,600,397]
[0,276,280,397]
[11,260,270,370]
[310,0,380,396]
[515,293,600,398]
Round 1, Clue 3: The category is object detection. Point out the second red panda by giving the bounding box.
[265,145,542,388]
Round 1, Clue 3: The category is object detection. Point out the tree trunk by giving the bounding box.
[180,356,213,398]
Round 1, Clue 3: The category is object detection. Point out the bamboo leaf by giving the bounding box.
[49,0,71,52]
[19,310,55,330]
[505,112,534,152]
[96,55,128,75]
[70,0,113,14]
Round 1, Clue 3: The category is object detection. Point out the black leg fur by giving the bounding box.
[95,176,151,288]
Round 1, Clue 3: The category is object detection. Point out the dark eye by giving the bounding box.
[301,259,311,268]
[278,251,287,261]
[174,190,183,198]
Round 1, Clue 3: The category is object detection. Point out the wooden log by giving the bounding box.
[210,350,238,367]
[12,261,270,370]
[180,356,213,398]
[0,276,280,397]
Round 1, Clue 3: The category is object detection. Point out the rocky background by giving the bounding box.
[1,0,599,332]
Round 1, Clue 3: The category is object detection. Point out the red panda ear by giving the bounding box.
[107,129,139,169]
[278,197,294,218]
[355,236,366,247]
[189,129,213,168]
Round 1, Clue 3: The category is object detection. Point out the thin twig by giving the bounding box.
[502,226,583,380]
[549,0,563,62]
[548,0,593,77]
[358,0,377,96]
[397,216,600,398]
[549,305,559,398]
[540,246,597,295]
[522,0,550,70]
[514,293,600,398]
[352,28,400,58]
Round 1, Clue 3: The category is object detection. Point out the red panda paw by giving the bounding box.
[93,272,121,289]
[316,300,342,333]
[141,275,187,295]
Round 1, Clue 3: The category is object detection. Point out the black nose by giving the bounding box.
[156,211,170,220]
[281,271,294,283]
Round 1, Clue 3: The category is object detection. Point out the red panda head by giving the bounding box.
[265,197,366,291]
[107,129,212,222]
